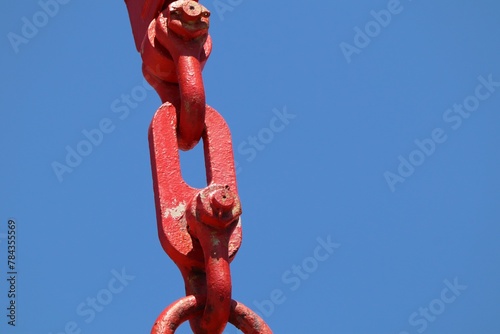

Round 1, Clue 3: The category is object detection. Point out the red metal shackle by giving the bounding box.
[125,0,274,332]
[151,296,273,334]
[149,103,242,333]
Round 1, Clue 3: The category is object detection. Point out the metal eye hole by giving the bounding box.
[202,12,210,18]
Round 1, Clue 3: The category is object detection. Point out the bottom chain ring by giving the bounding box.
[151,295,273,334]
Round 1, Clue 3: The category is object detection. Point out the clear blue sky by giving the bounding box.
[1,1,500,333]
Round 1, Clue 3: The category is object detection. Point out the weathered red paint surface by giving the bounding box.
[127,0,211,150]
[149,103,242,333]
[125,0,273,332]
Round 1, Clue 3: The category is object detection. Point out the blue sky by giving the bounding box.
[1,1,500,333]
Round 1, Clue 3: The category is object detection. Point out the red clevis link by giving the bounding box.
[142,0,211,150]
[124,0,273,332]
[149,103,241,333]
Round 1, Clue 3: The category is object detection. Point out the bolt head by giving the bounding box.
[189,184,242,229]
[182,1,202,20]
[210,188,235,211]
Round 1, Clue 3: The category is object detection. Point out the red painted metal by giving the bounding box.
[125,0,273,332]
[149,104,241,333]
[152,296,273,334]
[137,0,212,150]
[125,0,173,51]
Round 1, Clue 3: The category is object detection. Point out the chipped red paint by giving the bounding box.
[125,1,273,333]
[149,104,241,333]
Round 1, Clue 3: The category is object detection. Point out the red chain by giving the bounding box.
[124,1,273,333]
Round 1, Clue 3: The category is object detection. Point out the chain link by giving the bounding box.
[124,0,273,333]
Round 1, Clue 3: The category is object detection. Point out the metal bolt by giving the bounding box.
[210,188,234,212]
[182,1,203,22]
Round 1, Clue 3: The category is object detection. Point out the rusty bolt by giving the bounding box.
[210,187,235,212]
[181,1,203,22]
[188,184,242,229]
[163,0,210,41]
